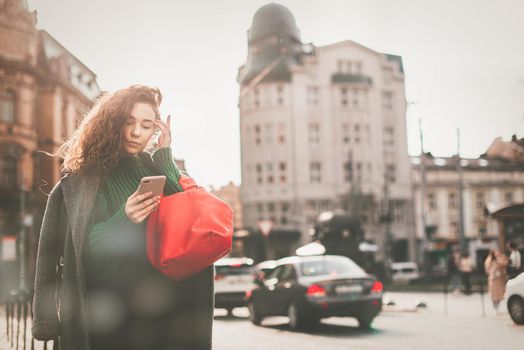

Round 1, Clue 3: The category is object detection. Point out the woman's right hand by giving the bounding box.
[125,191,161,224]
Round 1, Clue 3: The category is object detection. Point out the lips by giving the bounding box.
[127,142,142,147]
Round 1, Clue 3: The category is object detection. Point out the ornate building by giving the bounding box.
[411,135,524,274]
[238,3,413,260]
[0,0,99,294]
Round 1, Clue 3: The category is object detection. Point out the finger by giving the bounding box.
[135,194,160,210]
[132,191,154,205]
[167,114,171,129]
[154,119,169,130]
[134,199,160,218]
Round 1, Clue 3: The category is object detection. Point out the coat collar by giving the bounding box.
[60,169,101,257]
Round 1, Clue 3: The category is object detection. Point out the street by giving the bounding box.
[213,292,524,350]
[1,292,522,350]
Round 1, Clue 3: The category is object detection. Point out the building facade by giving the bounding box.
[411,136,524,273]
[238,3,413,260]
[0,0,99,294]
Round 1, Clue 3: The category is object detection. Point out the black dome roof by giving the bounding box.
[248,3,300,43]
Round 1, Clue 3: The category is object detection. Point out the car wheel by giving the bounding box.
[507,296,524,325]
[356,314,374,329]
[248,301,263,326]
[288,302,307,330]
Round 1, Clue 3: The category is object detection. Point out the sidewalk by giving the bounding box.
[0,303,47,350]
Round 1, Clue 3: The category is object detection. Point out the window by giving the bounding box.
[307,86,319,105]
[428,193,437,210]
[281,202,289,212]
[256,203,264,213]
[340,87,348,107]
[356,162,362,183]
[381,91,393,111]
[277,122,286,144]
[337,60,362,75]
[342,123,350,144]
[279,162,287,183]
[310,162,322,183]
[392,200,405,223]
[256,163,263,184]
[343,162,353,183]
[266,162,273,184]
[267,202,275,212]
[448,192,458,210]
[386,164,396,183]
[354,124,361,144]
[276,85,284,106]
[351,88,367,108]
[308,123,320,144]
[504,191,513,203]
[254,124,261,145]
[0,156,18,188]
[476,192,485,209]
[279,265,297,281]
[0,90,16,123]
[384,126,394,146]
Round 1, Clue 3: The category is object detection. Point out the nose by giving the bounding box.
[131,124,141,137]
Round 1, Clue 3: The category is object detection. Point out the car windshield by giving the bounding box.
[299,257,365,277]
[215,265,253,276]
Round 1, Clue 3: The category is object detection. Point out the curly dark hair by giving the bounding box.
[58,85,162,173]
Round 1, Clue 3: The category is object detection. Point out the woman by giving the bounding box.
[32,85,214,350]
[484,249,508,313]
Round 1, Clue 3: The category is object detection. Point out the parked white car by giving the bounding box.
[214,257,256,315]
[390,262,420,283]
[506,272,524,325]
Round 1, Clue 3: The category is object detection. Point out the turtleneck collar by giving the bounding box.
[117,152,153,169]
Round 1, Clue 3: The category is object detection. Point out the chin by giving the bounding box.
[123,146,142,155]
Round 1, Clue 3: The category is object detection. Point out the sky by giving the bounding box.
[28,0,524,187]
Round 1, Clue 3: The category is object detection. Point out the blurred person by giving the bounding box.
[32,85,213,350]
[447,246,461,295]
[507,241,522,279]
[459,252,475,295]
[484,249,508,313]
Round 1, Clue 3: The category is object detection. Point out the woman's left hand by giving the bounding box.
[154,114,172,149]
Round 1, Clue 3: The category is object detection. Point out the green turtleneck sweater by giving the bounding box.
[84,147,183,282]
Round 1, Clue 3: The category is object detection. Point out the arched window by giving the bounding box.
[0,90,16,123]
[0,156,18,188]
[0,143,24,189]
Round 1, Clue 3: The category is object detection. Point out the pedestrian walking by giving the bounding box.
[459,252,475,295]
[447,246,462,295]
[32,85,214,350]
[484,249,508,313]
[507,241,522,279]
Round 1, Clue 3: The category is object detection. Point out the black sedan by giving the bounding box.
[246,255,383,330]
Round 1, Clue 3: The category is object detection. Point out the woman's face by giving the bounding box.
[121,102,157,155]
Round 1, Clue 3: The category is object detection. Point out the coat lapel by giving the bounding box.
[61,169,101,258]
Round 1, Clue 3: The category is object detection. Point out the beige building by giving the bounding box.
[411,136,524,272]
[0,0,99,292]
[210,181,243,231]
[238,3,413,260]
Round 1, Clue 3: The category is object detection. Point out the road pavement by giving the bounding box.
[1,292,522,349]
[212,291,524,350]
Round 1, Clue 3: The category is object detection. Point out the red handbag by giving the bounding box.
[146,175,233,280]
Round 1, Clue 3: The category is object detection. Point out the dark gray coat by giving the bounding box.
[32,170,214,350]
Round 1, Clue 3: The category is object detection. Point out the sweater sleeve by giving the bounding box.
[152,146,183,193]
[84,193,137,273]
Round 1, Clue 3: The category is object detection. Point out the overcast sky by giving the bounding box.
[28,0,524,187]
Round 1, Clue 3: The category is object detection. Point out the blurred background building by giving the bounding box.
[411,135,524,276]
[0,0,100,296]
[238,3,413,261]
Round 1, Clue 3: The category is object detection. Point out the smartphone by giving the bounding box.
[137,175,166,197]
